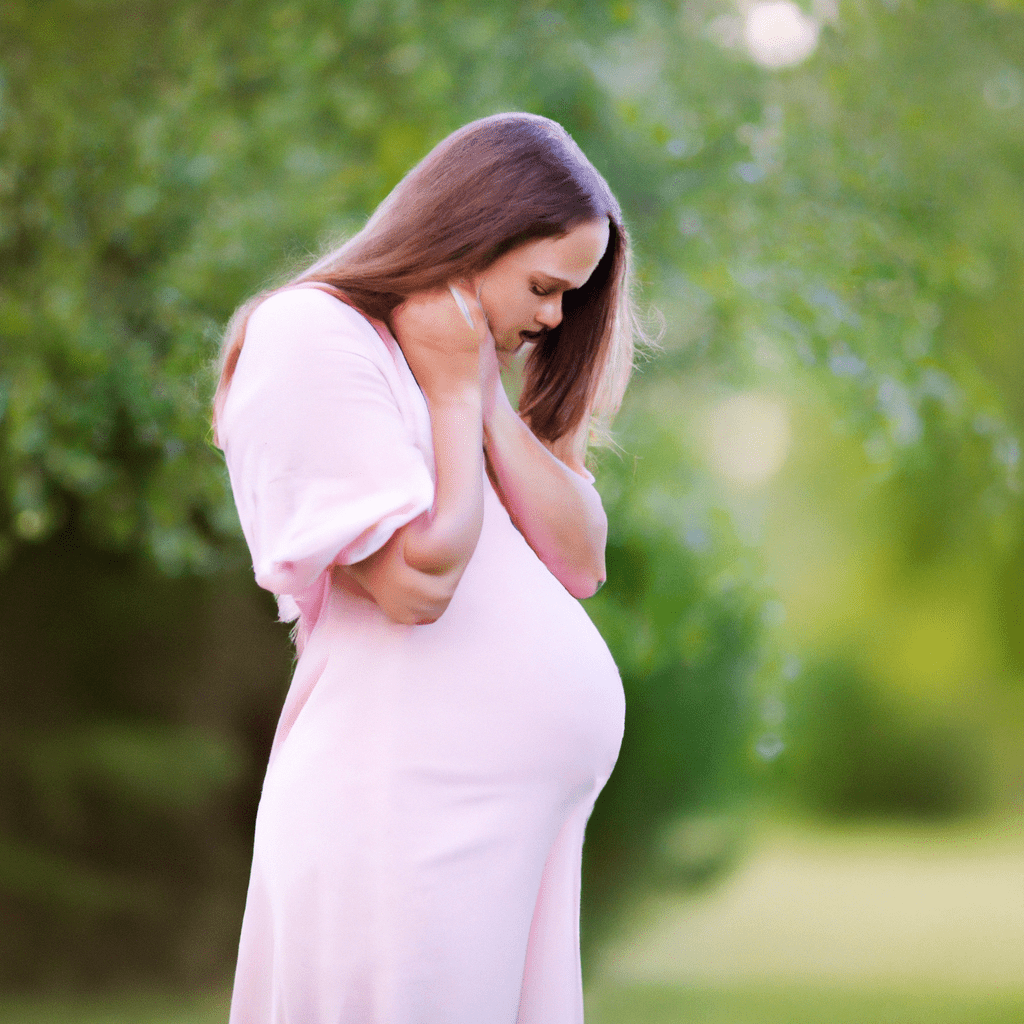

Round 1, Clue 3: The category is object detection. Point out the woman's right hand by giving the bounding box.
[390,286,488,402]
[345,284,489,624]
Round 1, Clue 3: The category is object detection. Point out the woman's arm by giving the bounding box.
[342,290,486,625]
[481,343,607,599]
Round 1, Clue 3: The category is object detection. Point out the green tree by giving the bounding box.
[3,0,1024,989]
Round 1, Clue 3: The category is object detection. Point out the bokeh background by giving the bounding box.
[3,0,1024,1020]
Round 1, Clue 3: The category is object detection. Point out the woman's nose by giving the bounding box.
[536,297,563,330]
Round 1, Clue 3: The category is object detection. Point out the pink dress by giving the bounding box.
[219,287,624,1024]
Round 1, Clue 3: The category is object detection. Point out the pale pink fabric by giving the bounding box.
[219,287,624,1024]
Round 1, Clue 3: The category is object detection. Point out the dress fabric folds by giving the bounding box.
[219,287,624,1023]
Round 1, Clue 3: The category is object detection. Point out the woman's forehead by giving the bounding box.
[508,220,610,287]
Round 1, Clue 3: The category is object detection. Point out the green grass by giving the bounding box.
[586,984,1024,1024]
[0,990,229,1024]
[4,818,1023,1022]
[2,984,1023,1024]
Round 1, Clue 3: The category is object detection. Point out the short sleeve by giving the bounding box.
[219,288,435,602]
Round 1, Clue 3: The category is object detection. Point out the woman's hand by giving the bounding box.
[343,285,490,625]
[391,287,488,402]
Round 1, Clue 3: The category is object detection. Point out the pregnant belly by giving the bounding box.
[306,487,624,795]
[427,486,621,778]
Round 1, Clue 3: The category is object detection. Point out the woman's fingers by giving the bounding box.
[393,288,484,354]
[448,284,476,329]
[449,282,493,344]
[391,289,486,400]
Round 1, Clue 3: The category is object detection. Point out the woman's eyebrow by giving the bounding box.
[536,272,576,289]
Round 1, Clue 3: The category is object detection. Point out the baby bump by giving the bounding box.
[376,500,624,792]
[288,489,624,801]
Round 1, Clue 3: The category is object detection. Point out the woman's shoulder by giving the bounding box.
[246,285,386,362]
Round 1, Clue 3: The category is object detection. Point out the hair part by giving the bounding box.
[213,112,642,448]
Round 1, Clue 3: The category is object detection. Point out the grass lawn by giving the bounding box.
[0,991,230,1024]
[3,817,1022,1023]
[586,984,1024,1024]
[2,983,1022,1024]
[584,814,1024,1023]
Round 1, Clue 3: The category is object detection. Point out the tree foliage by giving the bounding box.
[2,0,1024,989]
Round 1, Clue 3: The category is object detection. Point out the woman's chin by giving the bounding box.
[496,336,525,355]
[497,340,536,372]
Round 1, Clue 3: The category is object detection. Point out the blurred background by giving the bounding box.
[3,0,1024,1020]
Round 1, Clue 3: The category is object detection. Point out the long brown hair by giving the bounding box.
[213,112,639,446]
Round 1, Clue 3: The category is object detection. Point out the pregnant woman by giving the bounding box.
[213,112,640,1023]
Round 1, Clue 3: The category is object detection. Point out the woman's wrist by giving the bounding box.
[482,388,525,458]
[424,379,484,416]
[404,385,485,579]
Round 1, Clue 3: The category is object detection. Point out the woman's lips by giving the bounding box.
[519,328,546,343]
[502,329,545,357]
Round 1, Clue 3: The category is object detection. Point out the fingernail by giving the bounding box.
[448,284,475,327]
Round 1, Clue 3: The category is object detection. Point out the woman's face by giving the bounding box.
[471,218,611,356]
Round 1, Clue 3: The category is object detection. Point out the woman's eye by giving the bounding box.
[530,284,551,297]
